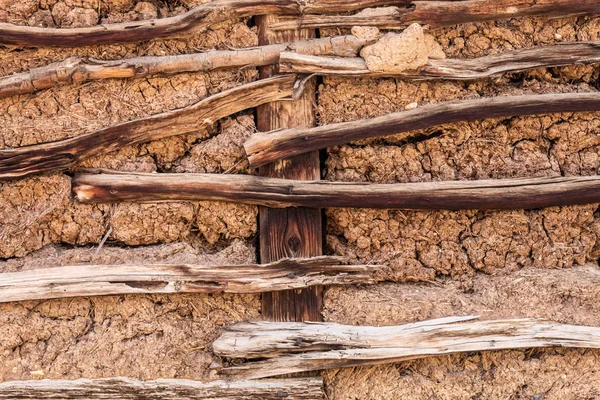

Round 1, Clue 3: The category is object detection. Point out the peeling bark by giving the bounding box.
[245,92,600,167]
[73,172,600,210]
[279,41,600,78]
[0,0,408,47]
[0,256,381,303]
[213,317,600,379]
[0,35,370,100]
[0,75,296,182]
[270,0,600,31]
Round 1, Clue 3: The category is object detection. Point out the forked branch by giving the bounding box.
[0,75,296,182]
[245,92,600,167]
[73,172,600,210]
[0,256,381,303]
[213,316,600,378]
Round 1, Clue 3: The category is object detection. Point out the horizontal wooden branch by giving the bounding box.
[0,377,323,399]
[0,256,381,303]
[0,75,296,182]
[280,40,600,78]
[0,35,369,100]
[270,0,600,31]
[73,172,600,210]
[245,92,600,167]
[213,316,600,378]
[0,0,407,47]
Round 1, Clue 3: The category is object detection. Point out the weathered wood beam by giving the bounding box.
[73,172,600,211]
[245,92,600,167]
[0,75,296,182]
[270,0,600,31]
[213,316,600,379]
[0,36,370,100]
[0,377,323,399]
[0,256,381,303]
[0,0,408,47]
[255,13,324,323]
[280,40,600,78]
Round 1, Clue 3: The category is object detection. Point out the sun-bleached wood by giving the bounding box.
[0,35,369,100]
[73,172,600,211]
[0,75,296,182]
[213,316,600,378]
[0,0,408,47]
[0,256,381,303]
[0,377,323,399]
[279,41,600,78]
[270,0,600,30]
[245,92,600,167]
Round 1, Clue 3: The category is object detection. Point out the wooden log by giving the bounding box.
[0,257,381,303]
[73,172,600,211]
[244,92,600,168]
[0,0,409,47]
[255,14,324,323]
[213,316,600,378]
[270,0,600,31]
[0,36,370,100]
[0,377,323,399]
[0,75,295,182]
[280,40,600,78]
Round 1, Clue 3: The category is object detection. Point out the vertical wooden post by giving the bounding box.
[256,15,323,322]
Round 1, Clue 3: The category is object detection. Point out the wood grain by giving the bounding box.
[0,75,295,182]
[0,257,380,303]
[270,0,600,30]
[73,172,600,211]
[0,35,370,100]
[0,0,409,47]
[255,14,323,323]
[0,377,323,399]
[213,316,600,378]
[280,40,600,78]
[245,92,600,167]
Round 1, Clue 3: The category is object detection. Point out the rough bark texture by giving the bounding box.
[73,172,600,211]
[0,35,370,100]
[270,0,600,30]
[0,75,295,182]
[215,317,600,378]
[246,92,600,167]
[0,0,410,47]
[0,256,381,302]
[280,40,600,78]
[0,377,323,399]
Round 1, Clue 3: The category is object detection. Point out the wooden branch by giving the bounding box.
[0,35,370,100]
[0,75,296,182]
[0,377,323,399]
[245,92,600,167]
[0,0,407,47]
[213,316,600,378]
[280,40,600,78]
[73,172,600,211]
[270,0,600,31]
[0,256,381,303]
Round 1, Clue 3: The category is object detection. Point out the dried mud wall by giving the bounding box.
[321,16,600,400]
[0,0,259,382]
[2,1,600,399]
